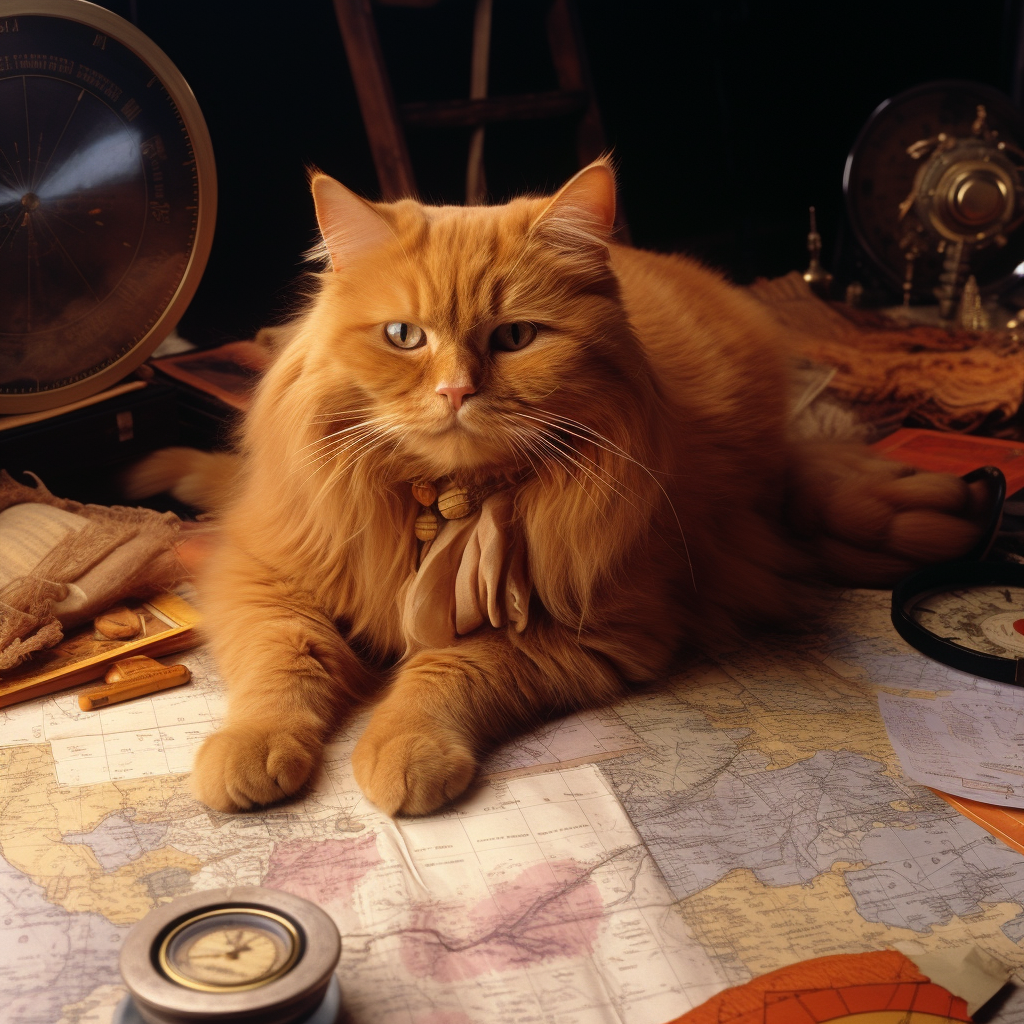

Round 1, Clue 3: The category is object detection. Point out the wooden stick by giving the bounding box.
[465,0,492,205]
[78,656,191,711]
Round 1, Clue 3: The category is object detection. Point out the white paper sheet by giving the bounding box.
[878,686,1024,805]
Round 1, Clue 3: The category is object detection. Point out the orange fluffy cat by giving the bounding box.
[136,160,984,817]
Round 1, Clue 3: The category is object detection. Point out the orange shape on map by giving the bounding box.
[667,950,971,1024]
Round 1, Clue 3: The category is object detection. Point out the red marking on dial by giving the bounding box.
[1013,619,1024,636]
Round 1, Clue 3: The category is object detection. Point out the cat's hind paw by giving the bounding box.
[351,716,477,816]
[190,723,319,812]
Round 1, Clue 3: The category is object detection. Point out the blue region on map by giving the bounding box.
[0,854,128,1024]
[845,816,1024,934]
[63,813,169,872]
[602,711,1024,939]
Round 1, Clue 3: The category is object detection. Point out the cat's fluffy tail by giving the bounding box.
[122,447,240,510]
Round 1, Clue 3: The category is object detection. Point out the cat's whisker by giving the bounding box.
[305,430,395,507]
[512,414,647,501]
[298,414,394,461]
[528,423,692,577]
[298,416,388,455]
[517,409,649,469]
[515,417,622,501]
[504,428,545,482]
[530,431,624,510]
[524,409,675,487]
[297,433,380,471]
[300,424,391,482]
[298,433,375,468]
[294,426,381,473]
[532,424,654,506]
[309,405,378,425]
[530,434,609,516]
[514,409,694,585]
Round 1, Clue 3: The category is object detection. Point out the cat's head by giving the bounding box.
[298,160,651,484]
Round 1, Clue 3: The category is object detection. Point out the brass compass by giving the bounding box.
[0,0,215,413]
[158,908,302,993]
[116,888,342,1024]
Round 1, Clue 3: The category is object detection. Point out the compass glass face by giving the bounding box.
[0,9,204,401]
[908,584,1024,657]
[160,909,301,992]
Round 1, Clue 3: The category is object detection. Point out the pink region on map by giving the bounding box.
[401,859,602,982]
[263,833,381,904]
[413,1014,473,1024]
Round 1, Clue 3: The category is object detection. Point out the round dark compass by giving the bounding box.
[0,0,215,412]
[893,561,1024,686]
[844,80,1024,302]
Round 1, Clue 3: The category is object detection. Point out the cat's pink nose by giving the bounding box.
[436,381,476,411]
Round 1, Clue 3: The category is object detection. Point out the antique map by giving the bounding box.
[4,589,1024,1022]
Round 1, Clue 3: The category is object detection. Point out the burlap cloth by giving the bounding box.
[749,272,1024,432]
[0,471,183,672]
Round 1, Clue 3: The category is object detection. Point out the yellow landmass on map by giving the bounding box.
[677,864,1024,979]
[56,983,126,1024]
[0,744,202,925]
[677,653,901,775]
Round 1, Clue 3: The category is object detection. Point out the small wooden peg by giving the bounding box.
[78,656,191,711]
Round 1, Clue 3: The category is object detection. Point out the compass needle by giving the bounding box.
[34,206,98,301]
[35,86,83,190]
[22,75,31,182]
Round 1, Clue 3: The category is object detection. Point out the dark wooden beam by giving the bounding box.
[332,0,418,199]
[400,90,588,129]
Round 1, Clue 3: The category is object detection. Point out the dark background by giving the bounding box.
[95,0,1022,347]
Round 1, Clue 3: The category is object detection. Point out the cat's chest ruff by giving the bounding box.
[399,483,530,651]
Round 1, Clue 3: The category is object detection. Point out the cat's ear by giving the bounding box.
[310,173,393,270]
[533,160,617,242]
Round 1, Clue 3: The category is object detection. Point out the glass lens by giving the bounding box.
[910,584,1024,656]
[164,911,296,989]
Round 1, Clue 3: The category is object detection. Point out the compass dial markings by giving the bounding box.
[0,141,18,190]
[21,74,30,184]
[910,584,1024,656]
[0,8,213,409]
[34,85,83,190]
[32,204,99,304]
[160,908,300,990]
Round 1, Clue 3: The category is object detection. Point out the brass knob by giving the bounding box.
[950,173,1006,226]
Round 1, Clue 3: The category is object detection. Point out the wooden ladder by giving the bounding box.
[331,0,620,224]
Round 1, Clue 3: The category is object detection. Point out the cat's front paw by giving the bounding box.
[191,723,320,812]
[351,713,477,816]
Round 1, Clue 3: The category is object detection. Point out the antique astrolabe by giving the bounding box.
[115,887,342,1024]
[0,0,215,413]
[845,80,1024,314]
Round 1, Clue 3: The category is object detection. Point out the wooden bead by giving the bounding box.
[437,487,475,520]
[411,481,437,506]
[414,508,439,541]
[94,606,143,640]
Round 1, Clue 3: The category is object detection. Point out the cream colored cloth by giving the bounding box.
[0,471,183,672]
[400,491,531,651]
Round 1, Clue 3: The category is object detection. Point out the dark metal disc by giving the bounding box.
[0,0,215,412]
[844,79,1024,298]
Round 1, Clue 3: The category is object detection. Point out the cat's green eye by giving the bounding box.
[385,322,426,349]
[491,321,538,352]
